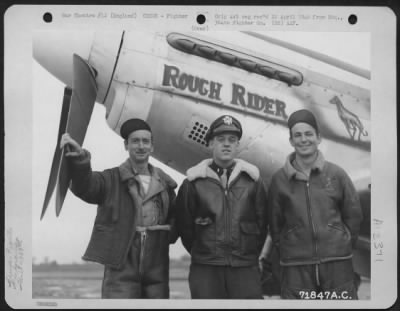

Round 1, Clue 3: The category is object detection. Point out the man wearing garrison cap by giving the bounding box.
[60,118,177,299]
[175,115,268,299]
[263,109,363,299]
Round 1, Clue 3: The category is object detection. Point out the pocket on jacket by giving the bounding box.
[323,223,352,257]
[193,217,215,254]
[283,225,299,238]
[194,217,213,226]
[326,223,351,243]
[327,223,348,235]
[86,224,115,260]
[94,224,115,232]
[279,225,313,261]
[240,222,260,255]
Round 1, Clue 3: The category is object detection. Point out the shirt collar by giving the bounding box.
[209,161,236,177]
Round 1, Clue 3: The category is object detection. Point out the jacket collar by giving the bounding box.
[119,159,165,200]
[119,158,157,181]
[284,151,325,181]
[187,158,259,187]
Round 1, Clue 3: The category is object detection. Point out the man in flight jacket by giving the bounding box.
[60,118,177,298]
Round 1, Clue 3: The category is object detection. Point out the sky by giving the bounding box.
[32,31,370,264]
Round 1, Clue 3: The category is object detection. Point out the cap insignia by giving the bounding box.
[223,116,233,125]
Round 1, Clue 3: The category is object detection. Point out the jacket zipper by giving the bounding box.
[139,230,147,277]
[224,186,231,265]
[223,175,241,266]
[305,181,318,258]
[209,177,238,265]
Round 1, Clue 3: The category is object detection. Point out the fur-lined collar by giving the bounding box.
[186,159,259,187]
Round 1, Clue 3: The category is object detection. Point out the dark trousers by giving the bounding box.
[101,232,169,299]
[189,263,263,299]
[281,259,358,300]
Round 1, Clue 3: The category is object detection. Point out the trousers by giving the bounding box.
[189,263,264,299]
[281,259,358,300]
[101,231,169,298]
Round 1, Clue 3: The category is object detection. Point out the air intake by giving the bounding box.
[183,116,210,148]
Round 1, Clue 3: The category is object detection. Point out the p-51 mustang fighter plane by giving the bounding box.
[33,30,371,282]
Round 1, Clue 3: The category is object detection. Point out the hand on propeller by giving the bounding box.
[60,133,84,157]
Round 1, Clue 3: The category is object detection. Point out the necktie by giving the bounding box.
[220,169,228,189]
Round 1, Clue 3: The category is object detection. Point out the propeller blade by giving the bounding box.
[55,54,98,216]
[40,87,72,220]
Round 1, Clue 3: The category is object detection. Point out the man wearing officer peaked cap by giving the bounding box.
[204,115,243,143]
[176,115,268,299]
[263,109,362,299]
[59,118,178,299]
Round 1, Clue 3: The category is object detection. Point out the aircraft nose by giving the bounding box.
[33,31,95,87]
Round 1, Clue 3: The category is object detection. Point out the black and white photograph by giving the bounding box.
[4,5,397,309]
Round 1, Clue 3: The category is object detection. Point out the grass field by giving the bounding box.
[33,261,370,300]
[33,261,191,299]
[33,275,190,299]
